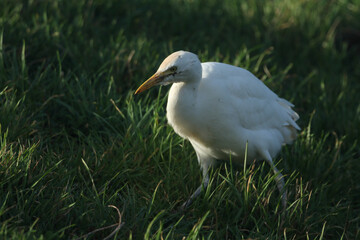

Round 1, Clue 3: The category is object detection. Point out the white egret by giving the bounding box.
[135,51,300,210]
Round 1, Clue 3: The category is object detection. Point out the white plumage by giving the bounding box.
[135,51,300,210]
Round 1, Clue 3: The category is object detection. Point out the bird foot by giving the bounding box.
[179,198,193,211]
[178,181,206,211]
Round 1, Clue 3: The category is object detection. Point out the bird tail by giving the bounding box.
[277,98,300,143]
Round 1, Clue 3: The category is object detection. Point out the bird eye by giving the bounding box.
[169,66,177,72]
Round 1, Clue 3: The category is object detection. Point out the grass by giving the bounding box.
[0,0,359,239]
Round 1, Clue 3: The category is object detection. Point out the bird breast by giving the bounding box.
[166,82,202,142]
[166,79,249,161]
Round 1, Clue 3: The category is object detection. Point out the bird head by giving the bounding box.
[135,51,201,94]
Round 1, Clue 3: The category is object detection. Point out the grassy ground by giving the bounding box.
[1,0,360,239]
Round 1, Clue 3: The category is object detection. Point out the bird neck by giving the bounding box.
[185,61,202,83]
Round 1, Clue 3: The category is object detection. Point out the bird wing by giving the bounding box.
[200,62,300,148]
[202,62,299,128]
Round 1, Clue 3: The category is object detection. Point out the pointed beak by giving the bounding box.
[135,72,166,95]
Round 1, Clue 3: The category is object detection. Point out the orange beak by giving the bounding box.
[135,72,166,94]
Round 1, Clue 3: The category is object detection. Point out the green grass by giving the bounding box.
[0,0,359,239]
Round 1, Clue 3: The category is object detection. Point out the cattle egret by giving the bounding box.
[135,51,300,210]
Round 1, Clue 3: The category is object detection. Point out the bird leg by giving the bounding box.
[180,173,209,210]
[261,151,287,212]
[271,164,287,212]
